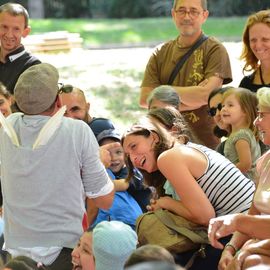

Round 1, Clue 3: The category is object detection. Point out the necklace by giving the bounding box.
[259,66,267,85]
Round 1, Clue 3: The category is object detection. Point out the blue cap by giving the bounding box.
[97,128,121,145]
[93,221,137,270]
[89,117,115,138]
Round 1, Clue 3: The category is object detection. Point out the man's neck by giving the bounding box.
[178,31,203,48]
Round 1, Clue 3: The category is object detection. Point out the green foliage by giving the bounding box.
[208,0,270,16]
[44,0,91,18]
[108,0,151,18]
[30,17,246,47]
[0,0,269,18]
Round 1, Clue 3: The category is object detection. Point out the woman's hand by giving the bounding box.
[146,196,172,211]
[218,248,235,270]
[232,239,270,269]
[208,214,240,249]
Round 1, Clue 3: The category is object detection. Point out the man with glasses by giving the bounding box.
[59,85,93,123]
[59,85,119,170]
[140,0,232,149]
[59,85,114,136]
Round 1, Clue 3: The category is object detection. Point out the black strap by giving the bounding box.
[167,34,208,85]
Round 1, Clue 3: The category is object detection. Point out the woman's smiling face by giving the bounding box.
[122,133,159,173]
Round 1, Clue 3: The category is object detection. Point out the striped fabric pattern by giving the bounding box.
[189,143,255,216]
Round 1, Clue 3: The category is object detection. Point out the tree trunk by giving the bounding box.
[28,0,44,19]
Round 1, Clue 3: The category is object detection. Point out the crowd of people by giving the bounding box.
[0,0,270,270]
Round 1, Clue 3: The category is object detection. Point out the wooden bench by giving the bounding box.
[23,31,83,53]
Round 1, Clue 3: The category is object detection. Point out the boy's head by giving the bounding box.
[0,3,30,54]
[97,129,125,173]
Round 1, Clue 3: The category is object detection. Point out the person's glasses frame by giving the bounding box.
[174,8,204,19]
[208,103,223,117]
[256,111,270,121]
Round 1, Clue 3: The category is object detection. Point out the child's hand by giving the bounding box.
[114,179,129,191]
[99,142,121,168]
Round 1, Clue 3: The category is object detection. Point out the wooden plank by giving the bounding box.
[23,31,83,52]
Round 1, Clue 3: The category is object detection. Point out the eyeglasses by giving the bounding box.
[208,103,223,117]
[174,8,203,19]
[256,111,270,121]
[58,83,74,94]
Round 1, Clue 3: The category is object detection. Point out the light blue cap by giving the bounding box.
[93,221,138,270]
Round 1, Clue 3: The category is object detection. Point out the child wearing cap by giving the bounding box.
[88,129,144,230]
[93,221,137,270]
[72,221,138,270]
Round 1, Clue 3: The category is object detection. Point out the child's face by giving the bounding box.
[221,94,247,128]
[71,232,95,270]
[0,94,12,117]
[101,138,125,173]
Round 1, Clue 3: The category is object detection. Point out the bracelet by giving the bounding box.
[224,243,238,254]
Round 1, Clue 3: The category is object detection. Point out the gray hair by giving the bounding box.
[147,85,180,110]
[257,87,270,108]
[173,0,207,10]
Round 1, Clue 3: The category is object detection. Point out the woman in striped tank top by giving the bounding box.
[121,108,255,269]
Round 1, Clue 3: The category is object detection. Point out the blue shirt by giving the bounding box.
[93,168,143,228]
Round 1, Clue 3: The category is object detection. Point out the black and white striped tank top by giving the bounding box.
[187,143,255,216]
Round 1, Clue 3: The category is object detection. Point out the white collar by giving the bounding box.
[8,49,26,62]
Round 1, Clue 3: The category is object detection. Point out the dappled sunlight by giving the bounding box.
[83,22,130,31]
[36,42,243,131]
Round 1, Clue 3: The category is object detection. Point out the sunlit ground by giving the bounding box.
[36,42,244,133]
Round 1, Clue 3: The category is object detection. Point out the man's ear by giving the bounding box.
[202,10,209,23]
[171,8,176,21]
[56,95,63,108]
[22,26,31,38]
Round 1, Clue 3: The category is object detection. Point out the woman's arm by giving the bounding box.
[227,239,270,270]
[157,146,215,226]
[208,202,261,249]
[211,203,261,270]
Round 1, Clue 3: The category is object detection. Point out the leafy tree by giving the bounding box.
[208,0,270,16]
[45,0,91,18]
[108,0,151,18]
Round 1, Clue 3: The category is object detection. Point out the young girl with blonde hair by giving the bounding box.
[221,87,261,181]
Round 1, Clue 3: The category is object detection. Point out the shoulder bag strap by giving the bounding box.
[167,34,208,85]
[154,209,208,244]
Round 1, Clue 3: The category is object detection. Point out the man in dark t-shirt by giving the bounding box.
[0,3,41,95]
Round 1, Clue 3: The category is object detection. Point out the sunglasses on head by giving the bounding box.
[208,103,222,117]
[58,83,74,94]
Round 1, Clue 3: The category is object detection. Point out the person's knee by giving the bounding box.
[242,254,270,270]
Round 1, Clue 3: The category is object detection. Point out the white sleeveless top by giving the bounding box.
[164,142,255,216]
